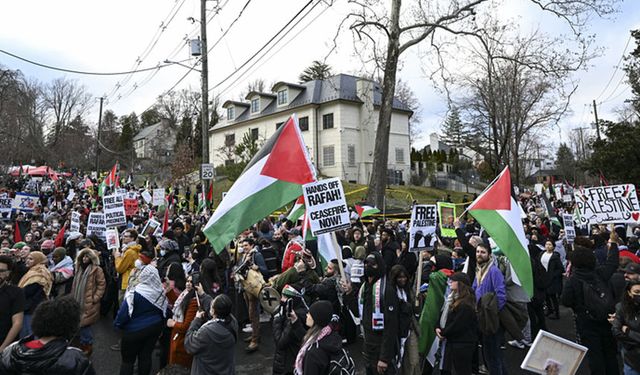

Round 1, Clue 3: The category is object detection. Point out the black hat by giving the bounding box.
[623,262,640,275]
[309,300,333,327]
[450,272,471,287]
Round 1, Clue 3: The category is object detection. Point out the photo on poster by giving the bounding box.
[437,202,458,238]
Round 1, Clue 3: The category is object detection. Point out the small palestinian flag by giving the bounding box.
[287,196,305,222]
[355,204,380,218]
[203,115,316,253]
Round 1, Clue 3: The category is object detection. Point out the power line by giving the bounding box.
[594,34,632,101]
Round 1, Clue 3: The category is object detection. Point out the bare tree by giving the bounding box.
[43,77,92,147]
[394,78,422,145]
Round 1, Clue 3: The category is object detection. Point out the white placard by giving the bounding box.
[302,178,350,236]
[66,189,75,202]
[103,194,127,228]
[521,330,588,375]
[126,192,138,200]
[0,197,12,218]
[70,211,81,232]
[141,219,161,237]
[409,204,437,251]
[12,192,39,213]
[116,188,127,196]
[141,190,152,204]
[152,188,165,207]
[105,228,120,250]
[554,186,563,200]
[574,184,640,225]
[535,183,544,196]
[563,214,576,243]
[86,212,106,240]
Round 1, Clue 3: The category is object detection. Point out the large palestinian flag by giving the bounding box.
[203,116,316,253]
[468,166,533,297]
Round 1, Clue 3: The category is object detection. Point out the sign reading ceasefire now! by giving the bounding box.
[303,178,350,236]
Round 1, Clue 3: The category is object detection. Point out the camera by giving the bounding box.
[191,272,201,286]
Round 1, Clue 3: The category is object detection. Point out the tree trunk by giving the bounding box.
[367,0,401,208]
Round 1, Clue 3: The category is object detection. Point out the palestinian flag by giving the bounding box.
[355,204,380,218]
[418,269,451,361]
[316,231,342,272]
[468,166,533,297]
[98,163,118,197]
[287,196,305,222]
[203,116,316,253]
[540,192,562,227]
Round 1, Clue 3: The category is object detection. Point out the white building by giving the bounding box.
[209,74,413,185]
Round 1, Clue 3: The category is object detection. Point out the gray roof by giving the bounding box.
[216,74,413,127]
[133,121,162,141]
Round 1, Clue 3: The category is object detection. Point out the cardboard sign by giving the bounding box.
[86,212,106,240]
[105,228,120,250]
[116,188,127,196]
[12,192,39,212]
[437,202,458,238]
[70,211,81,232]
[521,330,587,375]
[152,188,165,207]
[534,184,544,196]
[554,186,563,201]
[0,197,12,218]
[126,192,138,200]
[124,198,139,216]
[141,190,152,204]
[574,184,640,225]
[303,178,350,236]
[141,219,161,237]
[563,214,576,243]
[103,194,127,228]
[409,204,437,251]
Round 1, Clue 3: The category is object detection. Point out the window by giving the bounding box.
[225,134,235,146]
[251,128,259,141]
[347,144,356,166]
[323,145,335,166]
[250,98,260,113]
[225,159,234,166]
[299,116,309,131]
[227,106,235,120]
[395,148,405,163]
[322,113,334,129]
[275,122,284,131]
[277,89,288,105]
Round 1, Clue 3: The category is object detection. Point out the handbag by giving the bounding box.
[242,268,265,298]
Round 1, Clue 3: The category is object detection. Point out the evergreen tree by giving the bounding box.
[441,106,469,147]
[119,119,134,152]
[299,61,333,83]
[555,143,576,180]
[140,108,161,128]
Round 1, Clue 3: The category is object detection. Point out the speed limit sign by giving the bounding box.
[201,164,215,180]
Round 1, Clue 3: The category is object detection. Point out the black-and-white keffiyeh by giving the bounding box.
[124,265,168,317]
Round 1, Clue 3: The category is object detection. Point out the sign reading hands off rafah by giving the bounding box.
[574,184,640,225]
[303,177,350,236]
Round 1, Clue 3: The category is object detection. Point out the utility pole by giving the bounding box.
[200,0,210,207]
[592,99,601,141]
[95,97,104,175]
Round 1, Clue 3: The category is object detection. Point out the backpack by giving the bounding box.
[327,347,356,375]
[581,279,614,321]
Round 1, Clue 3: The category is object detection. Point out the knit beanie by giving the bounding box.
[12,242,26,249]
[309,300,333,328]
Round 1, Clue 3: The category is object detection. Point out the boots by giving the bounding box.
[245,340,258,353]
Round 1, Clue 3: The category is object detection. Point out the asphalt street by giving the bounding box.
[89,305,593,374]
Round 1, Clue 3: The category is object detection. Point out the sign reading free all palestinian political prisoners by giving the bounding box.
[303,178,350,236]
[574,184,640,225]
[103,194,127,228]
[409,204,437,251]
[70,212,81,232]
[86,212,106,241]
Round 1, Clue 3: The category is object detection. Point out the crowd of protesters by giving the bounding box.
[0,173,639,375]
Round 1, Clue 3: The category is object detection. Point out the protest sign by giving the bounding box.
[408,204,437,251]
[116,188,127,196]
[103,194,127,228]
[563,214,576,243]
[0,197,12,218]
[105,228,120,251]
[534,184,544,196]
[66,189,75,202]
[152,188,165,206]
[11,192,39,213]
[554,186,563,201]
[70,212,81,232]
[574,184,640,225]
[124,198,139,216]
[141,219,161,237]
[521,330,587,375]
[302,178,350,236]
[86,213,106,240]
[437,202,458,238]
[141,190,152,204]
[126,192,137,200]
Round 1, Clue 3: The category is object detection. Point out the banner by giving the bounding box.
[103,194,127,228]
[70,211,81,232]
[574,184,640,225]
[152,188,165,207]
[124,198,139,217]
[437,202,458,238]
[303,177,350,236]
[409,204,437,251]
[105,228,120,250]
[86,212,106,240]
[0,197,12,218]
[563,213,576,243]
[12,192,39,213]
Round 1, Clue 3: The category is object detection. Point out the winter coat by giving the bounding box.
[156,251,182,279]
[612,302,640,371]
[169,298,199,368]
[114,243,141,290]
[0,337,95,375]
[272,305,307,375]
[540,251,564,294]
[72,249,106,327]
[301,330,343,375]
[185,315,238,375]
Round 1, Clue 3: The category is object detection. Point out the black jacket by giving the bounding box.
[272,305,307,375]
[156,251,182,279]
[540,251,564,294]
[0,337,95,375]
[440,303,478,344]
[302,330,342,375]
[612,302,640,371]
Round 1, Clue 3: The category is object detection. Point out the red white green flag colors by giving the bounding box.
[203,116,316,253]
[354,204,380,218]
[468,166,533,297]
[287,196,306,222]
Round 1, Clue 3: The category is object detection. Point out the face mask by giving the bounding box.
[160,250,166,257]
[633,295,640,305]
[364,264,381,279]
[134,259,144,269]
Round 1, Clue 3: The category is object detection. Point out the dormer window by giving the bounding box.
[227,106,235,120]
[277,89,288,106]
[250,98,260,113]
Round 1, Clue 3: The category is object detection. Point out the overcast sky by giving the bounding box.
[1,0,638,151]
